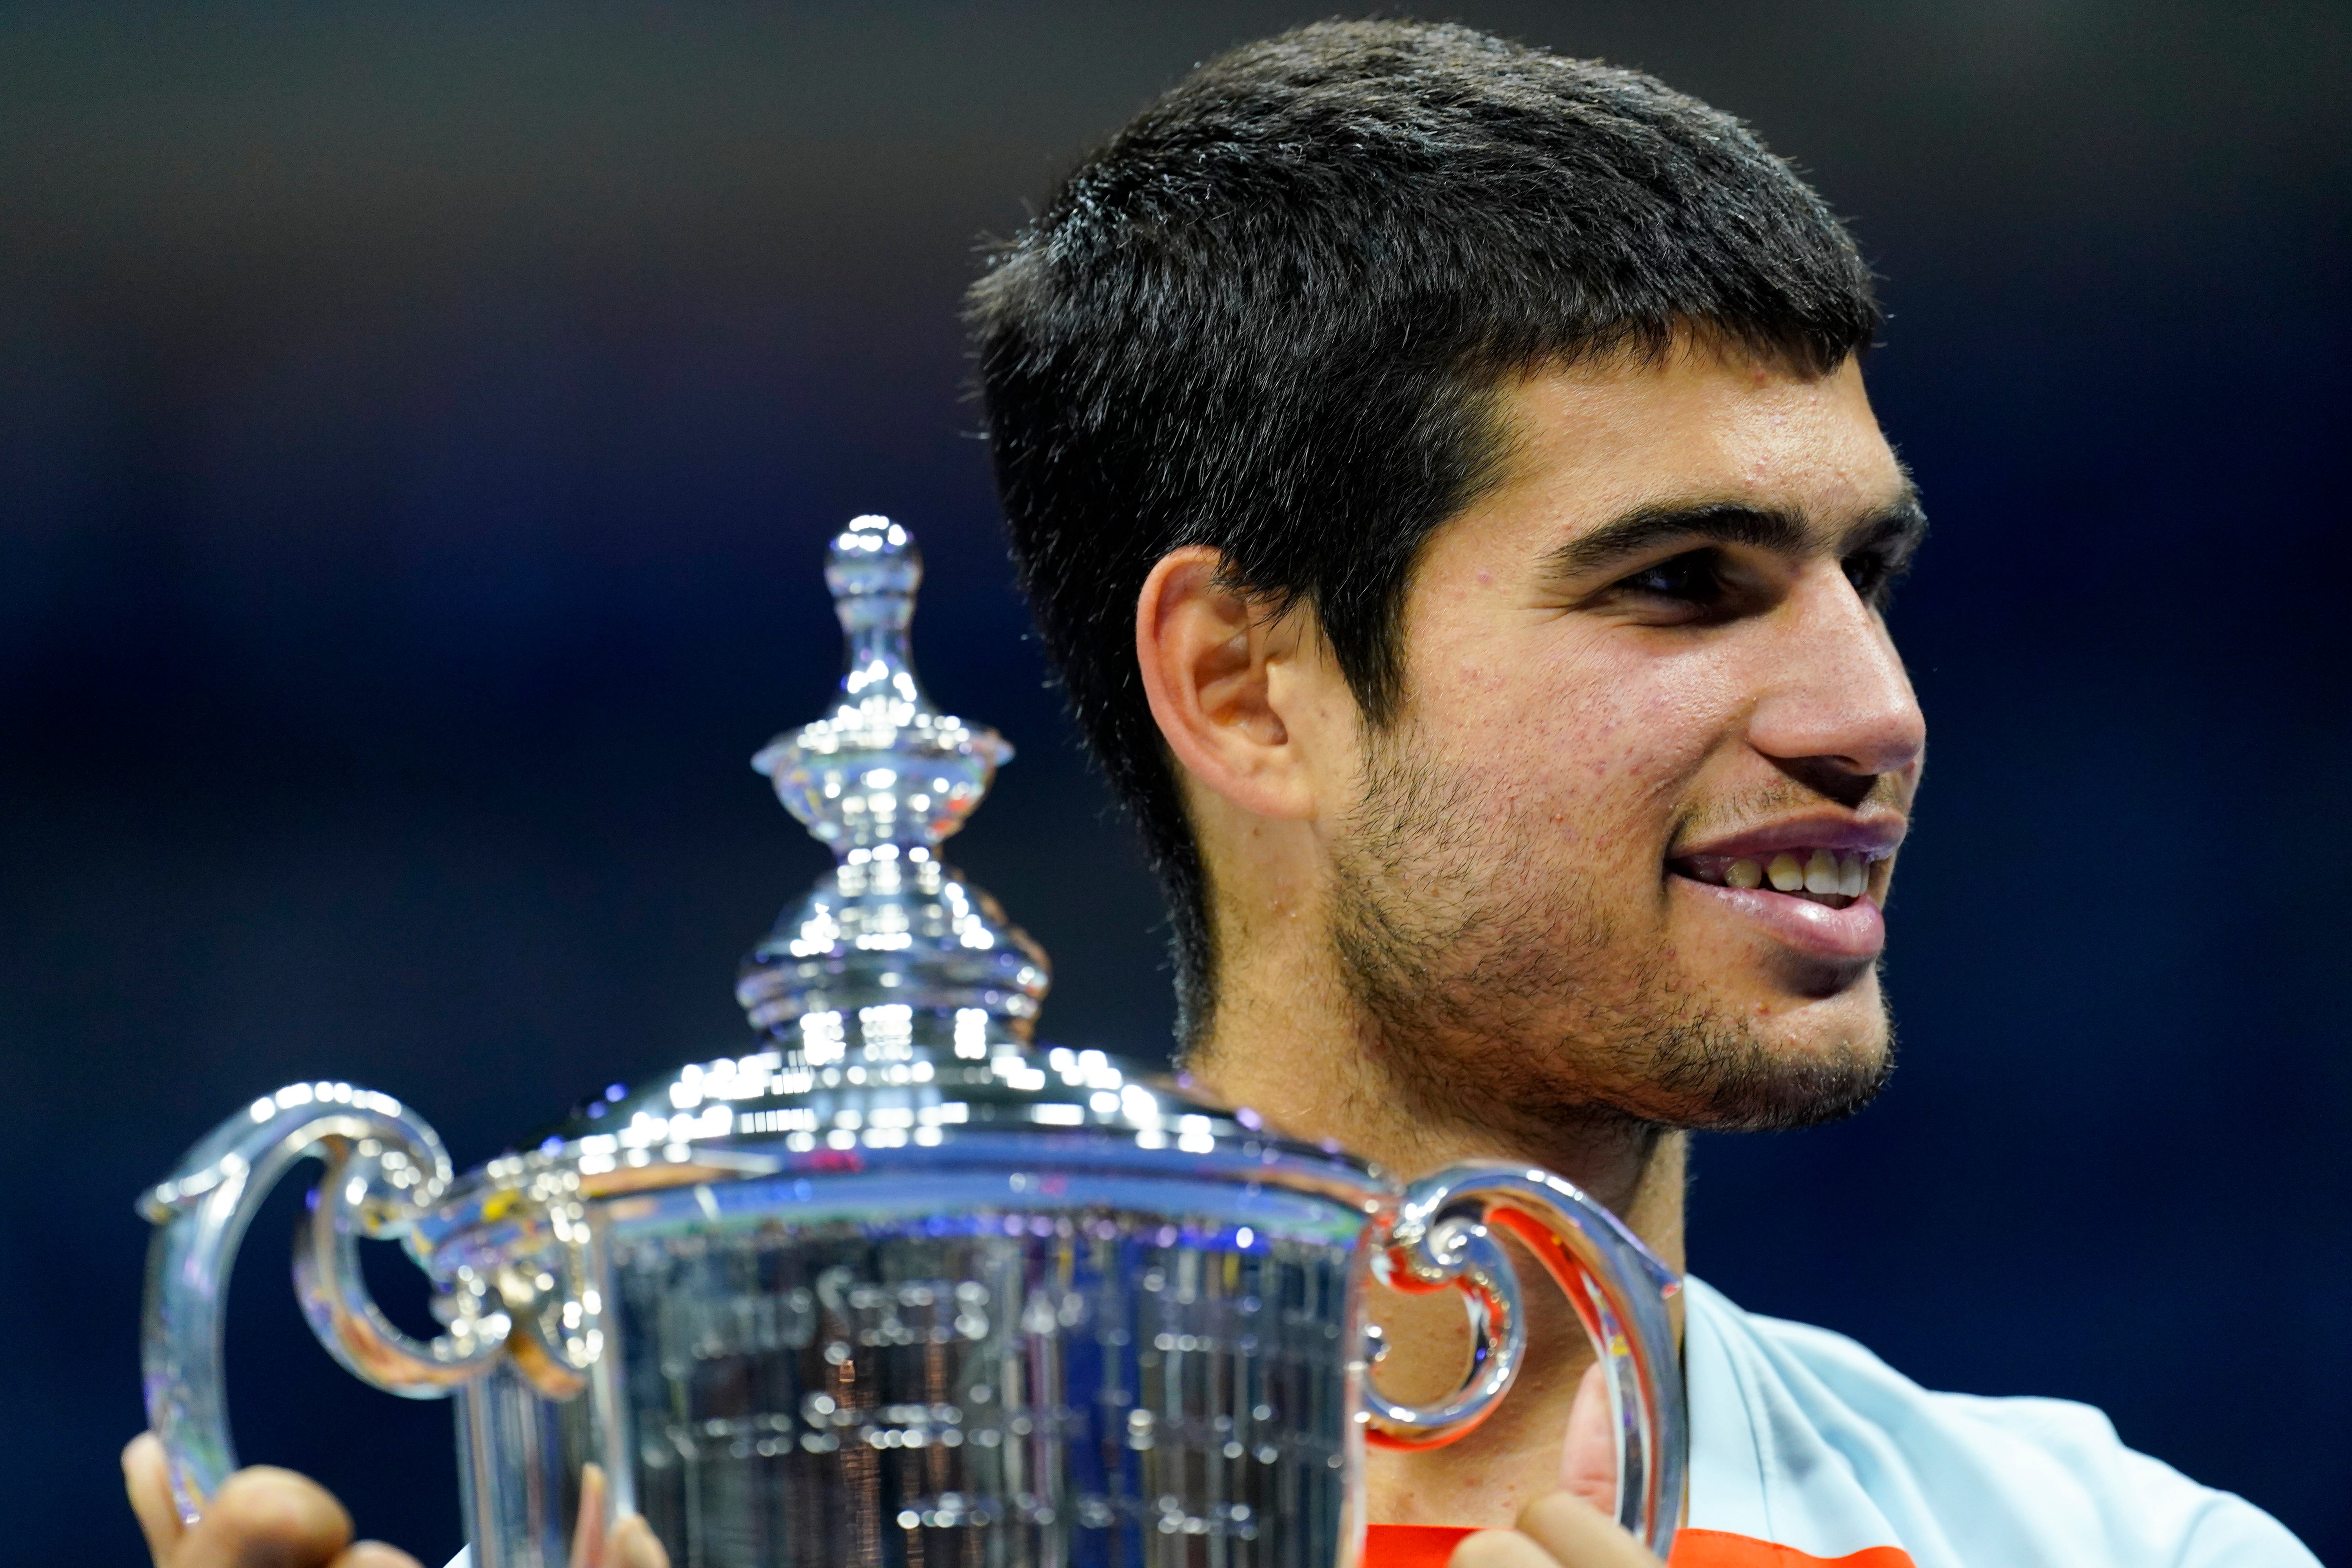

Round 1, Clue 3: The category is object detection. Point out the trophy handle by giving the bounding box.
[137,1082,510,1523]
[1363,1160,1686,1559]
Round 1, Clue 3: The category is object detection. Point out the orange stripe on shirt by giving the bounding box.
[1363,1523,1916,1568]
[1669,1530,1915,1568]
[1364,1525,1479,1568]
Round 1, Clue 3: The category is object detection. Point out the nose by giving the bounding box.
[1745,565,1926,783]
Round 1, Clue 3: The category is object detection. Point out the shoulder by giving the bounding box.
[1682,1278,2315,1568]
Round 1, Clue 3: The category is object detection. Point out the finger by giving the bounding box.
[122,1433,185,1567]
[1450,1528,1567,1568]
[1515,1492,1663,1568]
[1559,1360,1619,1514]
[176,1465,355,1568]
[334,1545,426,1568]
[609,1514,672,1568]
[569,1463,608,1568]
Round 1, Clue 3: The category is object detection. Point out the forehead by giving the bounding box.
[1446,345,1902,566]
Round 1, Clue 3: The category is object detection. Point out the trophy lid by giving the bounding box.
[483,517,1378,1206]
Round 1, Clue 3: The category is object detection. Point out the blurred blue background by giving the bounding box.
[2,3,2345,1561]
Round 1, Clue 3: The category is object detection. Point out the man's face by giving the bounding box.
[1327,343,1925,1131]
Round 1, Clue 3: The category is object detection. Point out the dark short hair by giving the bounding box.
[967,20,1880,1049]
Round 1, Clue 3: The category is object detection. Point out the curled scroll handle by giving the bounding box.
[1363,1160,1687,1560]
[137,1083,511,1524]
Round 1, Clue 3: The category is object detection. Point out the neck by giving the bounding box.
[1189,913,1688,1528]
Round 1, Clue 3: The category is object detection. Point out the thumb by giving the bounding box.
[1559,1361,1618,1515]
[1448,1493,1663,1568]
[185,1465,357,1567]
[123,1433,185,1567]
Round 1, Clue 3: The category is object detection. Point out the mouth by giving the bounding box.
[1668,847,1886,911]
[1664,823,1902,965]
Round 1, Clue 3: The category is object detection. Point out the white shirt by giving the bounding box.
[1673,1276,2315,1565]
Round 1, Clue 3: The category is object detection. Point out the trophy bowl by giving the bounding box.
[139,517,1685,1568]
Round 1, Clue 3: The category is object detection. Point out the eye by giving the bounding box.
[1587,548,1749,628]
[1840,510,1927,610]
[1616,549,1730,608]
[1841,543,1913,610]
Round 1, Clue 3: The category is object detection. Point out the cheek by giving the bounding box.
[1449,639,1731,785]
[1430,641,1730,838]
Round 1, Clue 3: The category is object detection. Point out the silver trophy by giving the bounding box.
[139,516,1687,1567]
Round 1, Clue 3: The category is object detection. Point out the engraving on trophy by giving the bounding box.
[608,1212,1355,1568]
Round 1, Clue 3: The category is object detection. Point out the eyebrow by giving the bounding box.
[1543,487,1928,578]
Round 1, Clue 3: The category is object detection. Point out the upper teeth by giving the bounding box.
[1725,850,1871,898]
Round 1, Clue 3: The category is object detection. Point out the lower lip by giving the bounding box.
[1672,876,1886,961]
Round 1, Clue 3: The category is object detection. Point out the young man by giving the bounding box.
[123,20,2317,1568]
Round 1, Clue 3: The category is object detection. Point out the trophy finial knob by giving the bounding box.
[753,515,1011,853]
[738,515,1047,1045]
[825,513,920,603]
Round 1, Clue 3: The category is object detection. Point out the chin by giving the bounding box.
[1582,957,1893,1134]
[1665,981,1896,1132]
[1752,967,1890,1045]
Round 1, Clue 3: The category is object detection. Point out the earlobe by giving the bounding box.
[1135,548,1316,820]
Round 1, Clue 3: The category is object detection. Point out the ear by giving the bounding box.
[1134,547,1320,821]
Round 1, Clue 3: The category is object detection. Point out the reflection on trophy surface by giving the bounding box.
[138,517,1684,1568]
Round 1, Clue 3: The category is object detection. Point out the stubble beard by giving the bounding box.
[1328,732,1896,1140]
